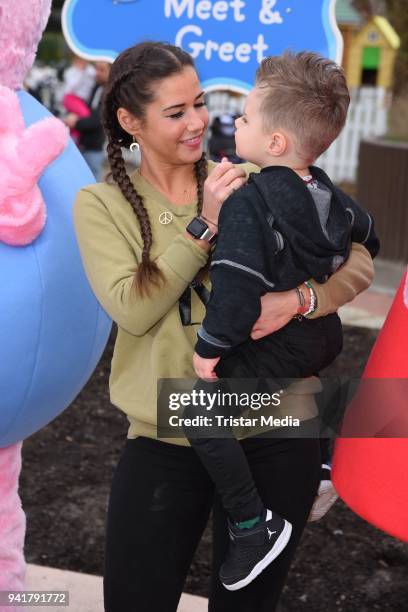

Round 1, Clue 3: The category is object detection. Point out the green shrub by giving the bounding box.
[37,32,69,64]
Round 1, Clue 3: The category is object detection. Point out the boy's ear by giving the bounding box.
[117,107,141,138]
[267,131,288,157]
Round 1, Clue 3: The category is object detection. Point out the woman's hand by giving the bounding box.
[201,158,246,226]
[251,289,299,339]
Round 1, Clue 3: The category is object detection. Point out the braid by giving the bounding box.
[194,153,211,283]
[106,137,165,296]
[194,152,208,216]
[102,75,133,149]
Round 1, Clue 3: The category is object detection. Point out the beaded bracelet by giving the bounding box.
[295,281,318,317]
[303,281,317,317]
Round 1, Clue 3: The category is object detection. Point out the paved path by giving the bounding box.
[339,259,405,329]
[339,287,393,329]
[26,564,207,612]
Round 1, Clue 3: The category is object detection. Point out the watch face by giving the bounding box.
[187,217,207,237]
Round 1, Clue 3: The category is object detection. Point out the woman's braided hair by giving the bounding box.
[102,42,208,296]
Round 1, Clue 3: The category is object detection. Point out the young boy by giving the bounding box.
[185,51,379,591]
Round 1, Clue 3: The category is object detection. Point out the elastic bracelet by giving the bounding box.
[303,281,318,317]
[200,215,218,228]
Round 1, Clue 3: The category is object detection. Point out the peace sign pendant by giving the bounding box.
[159,211,173,225]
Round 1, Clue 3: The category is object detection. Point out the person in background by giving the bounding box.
[208,113,243,163]
[61,54,95,145]
[62,54,96,102]
[64,61,110,181]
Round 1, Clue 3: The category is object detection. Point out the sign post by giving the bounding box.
[62,0,343,93]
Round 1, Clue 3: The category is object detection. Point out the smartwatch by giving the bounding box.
[186,217,217,244]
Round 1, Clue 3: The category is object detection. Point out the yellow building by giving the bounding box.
[336,0,400,89]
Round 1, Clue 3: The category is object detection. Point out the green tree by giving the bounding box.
[385,0,408,94]
[38,0,67,62]
[48,0,64,32]
[352,0,386,17]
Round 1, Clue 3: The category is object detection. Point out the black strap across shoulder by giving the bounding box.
[179,282,210,326]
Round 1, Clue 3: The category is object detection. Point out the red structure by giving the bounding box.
[332,269,408,542]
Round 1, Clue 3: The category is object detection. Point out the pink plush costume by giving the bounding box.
[0,444,25,593]
[0,1,68,606]
[0,84,67,245]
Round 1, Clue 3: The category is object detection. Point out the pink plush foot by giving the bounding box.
[0,442,26,611]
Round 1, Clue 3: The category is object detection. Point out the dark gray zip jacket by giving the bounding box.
[195,165,379,358]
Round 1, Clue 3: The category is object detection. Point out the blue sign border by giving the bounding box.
[62,0,343,94]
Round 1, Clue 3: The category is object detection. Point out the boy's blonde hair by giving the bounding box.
[255,51,350,162]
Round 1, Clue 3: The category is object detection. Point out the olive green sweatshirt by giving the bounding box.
[73,162,373,445]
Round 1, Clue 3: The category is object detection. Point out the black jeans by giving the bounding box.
[185,314,342,523]
[104,435,321,612]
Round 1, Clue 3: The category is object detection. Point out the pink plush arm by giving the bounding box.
[0,85,25,135]
[0,88,68,246]
[16,118,68,180]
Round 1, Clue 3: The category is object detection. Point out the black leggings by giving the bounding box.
[104,435,321,612]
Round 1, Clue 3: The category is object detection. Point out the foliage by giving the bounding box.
[387,93,408,142]
[37,31,69,63]
[351,0,386,17]
[47,0,64,32]
[385,0,408,95]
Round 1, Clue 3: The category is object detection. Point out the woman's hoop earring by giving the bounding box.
[130,139,140,153]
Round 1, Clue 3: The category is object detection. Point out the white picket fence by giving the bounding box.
[206,87,389,182]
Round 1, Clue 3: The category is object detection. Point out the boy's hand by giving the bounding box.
[193,352,221,381]
[251,290,299,339]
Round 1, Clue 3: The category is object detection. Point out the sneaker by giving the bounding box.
[308,464,338,522]
[219,509,292,591]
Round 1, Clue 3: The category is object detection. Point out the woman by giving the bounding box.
[73,42,374,612]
